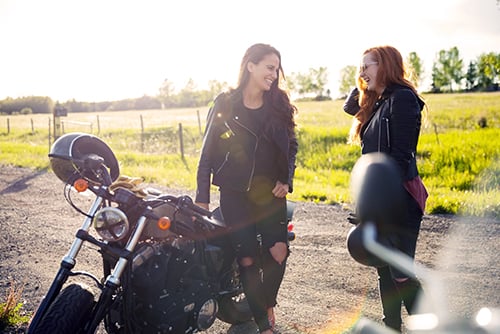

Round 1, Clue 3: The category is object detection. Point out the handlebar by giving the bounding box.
[70,154,114,186]
[177,195,212,217]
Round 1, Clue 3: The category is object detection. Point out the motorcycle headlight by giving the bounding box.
[93,207,129,241]
[196,299,218,330]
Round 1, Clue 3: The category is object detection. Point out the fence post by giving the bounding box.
[197,109,202,135]
[7,118,9,134]
[178,123,184,159]
[31,118,34,134]
[52,106,66,140]
[140,115,144,153]
[48,118,52,149]
[433,123,440,145]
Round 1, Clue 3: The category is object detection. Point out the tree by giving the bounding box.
[0,96,53,114]
[208,80,228,99]
[338,65,357,97]
[63,99,93,113]
[134,95,161,110]
[310,67,329,98]
[284,75,296,93]
[177,78,198,108]
[158,78,176,108]
[431,59,448,93]
[288,72,309,98]
[287,67,329,99]
[431,47,464,92]
[448,47,464,92]
[476,52,500,91]
[406,52,424,89]
[465,60,478,91]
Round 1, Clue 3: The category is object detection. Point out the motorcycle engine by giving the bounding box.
[107,241,221,334]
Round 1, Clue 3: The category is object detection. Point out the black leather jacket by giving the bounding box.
[345,85,424,180]
[195,93,298,204]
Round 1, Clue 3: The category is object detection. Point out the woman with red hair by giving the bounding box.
[344,45,428,332]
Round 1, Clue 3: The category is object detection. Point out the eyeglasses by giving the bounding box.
[360,62,378,72]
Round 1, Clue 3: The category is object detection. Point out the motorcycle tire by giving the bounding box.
[216,292,253,325]
[31,283,95,334]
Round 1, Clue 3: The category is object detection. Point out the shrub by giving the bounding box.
[20,107,32,115]
[0,282,30,330]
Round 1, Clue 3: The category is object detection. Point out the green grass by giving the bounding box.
[1,92,499,217]
[0,282,30,330]
[0,133,52,169]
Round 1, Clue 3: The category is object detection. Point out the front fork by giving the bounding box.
[84,215,149,334]
[28,195,149,334]
[28,197,104,333]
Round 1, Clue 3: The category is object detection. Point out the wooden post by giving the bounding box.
[178,123,184,159]
[197,109,202,135]
[7,118,9,134]
[31,118,34,134]
[140,115,144,153]
[53,115,60,139]
[48,118,52,149]
[53,105,67,140]
[433,123,440,145]
[96,115,101,135]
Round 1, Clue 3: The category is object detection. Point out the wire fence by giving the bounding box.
[1,112,205,158]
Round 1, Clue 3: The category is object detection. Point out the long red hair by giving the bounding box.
[349,46,420,144]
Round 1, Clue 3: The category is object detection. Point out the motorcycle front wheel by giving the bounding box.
[31,283,95,334]
[216,292,253,325]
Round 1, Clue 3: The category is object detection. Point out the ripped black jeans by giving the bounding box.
[220,187,289,332]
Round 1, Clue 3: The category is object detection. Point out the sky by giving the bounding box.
[1,0,499,102]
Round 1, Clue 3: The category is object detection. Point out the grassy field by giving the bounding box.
[1,92,499,217]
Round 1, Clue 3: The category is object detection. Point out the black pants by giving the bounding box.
[220,187,289,332]
[377,191,424,332]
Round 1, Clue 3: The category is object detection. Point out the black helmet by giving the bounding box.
[346,224,387,267]
[49,133,119,184]
[346,152,406,267]
[350,152,406,229]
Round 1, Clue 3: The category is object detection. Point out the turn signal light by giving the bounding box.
[73,178,89,192]
[157,216,171,230]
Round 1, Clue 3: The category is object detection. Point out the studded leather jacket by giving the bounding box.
[195,92,298,204]
[344,85,425,180]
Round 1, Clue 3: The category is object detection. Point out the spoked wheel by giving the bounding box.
[31,283,95,334]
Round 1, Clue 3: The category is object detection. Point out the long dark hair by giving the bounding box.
[229,43,297,135]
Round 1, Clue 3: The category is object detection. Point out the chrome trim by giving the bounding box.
[105,214,148,285]
[63,196,104,265]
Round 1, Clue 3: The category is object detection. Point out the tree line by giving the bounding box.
[337,48,499,97]
[1,47,498,115]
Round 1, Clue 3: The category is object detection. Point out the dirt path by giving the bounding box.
[1,165,499,333]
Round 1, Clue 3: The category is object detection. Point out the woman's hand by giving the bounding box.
[272,181,289,198]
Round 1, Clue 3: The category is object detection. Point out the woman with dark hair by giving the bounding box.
[344,45,428,333]
[195,43,298,334]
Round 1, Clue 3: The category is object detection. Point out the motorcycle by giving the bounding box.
[27,132,296,334]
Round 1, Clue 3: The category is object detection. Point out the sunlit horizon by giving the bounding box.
[1,0,498,102]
